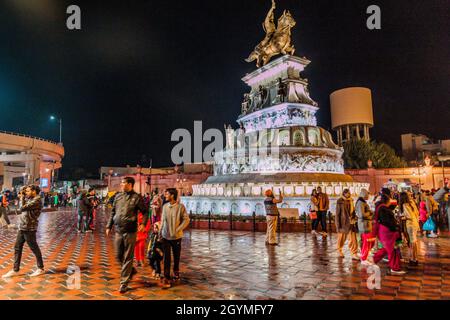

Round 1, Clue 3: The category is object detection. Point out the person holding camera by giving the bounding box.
[2,185,45,278]
[264,189,283,246]
[0,190,14,228]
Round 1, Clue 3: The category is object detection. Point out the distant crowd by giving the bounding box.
[303,184,450,275]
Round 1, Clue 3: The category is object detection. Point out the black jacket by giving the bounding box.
[148,232,163,261]
[18,196,42,231]
[106,191,148,234]
[377,205,399,232]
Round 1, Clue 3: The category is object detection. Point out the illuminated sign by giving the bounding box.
[41,178,49,188]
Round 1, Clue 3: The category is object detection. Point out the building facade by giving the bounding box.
[401,133,450,164]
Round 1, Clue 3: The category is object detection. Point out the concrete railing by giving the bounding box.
[0,130,59,145]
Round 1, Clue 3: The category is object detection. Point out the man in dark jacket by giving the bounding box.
[77,189,95,233]
[106,177,148,293]
[2,185,45,278]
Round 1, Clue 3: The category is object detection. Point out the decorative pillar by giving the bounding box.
[346,125,351,142]
[356,124,361,140]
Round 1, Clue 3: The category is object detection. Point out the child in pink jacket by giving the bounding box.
[419,200,428,234]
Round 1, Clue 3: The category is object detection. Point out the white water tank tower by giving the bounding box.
[330,87,374,145]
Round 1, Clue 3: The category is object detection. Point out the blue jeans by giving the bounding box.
[312,211,327,232]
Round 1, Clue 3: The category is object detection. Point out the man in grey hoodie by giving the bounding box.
[160,188,190,289]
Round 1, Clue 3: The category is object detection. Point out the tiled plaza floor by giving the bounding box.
[0,208,450,300]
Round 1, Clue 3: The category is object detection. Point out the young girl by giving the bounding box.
[419,194,428,236]
[309,189,319,235]
[147,222,163,279]
[134,211,151,267]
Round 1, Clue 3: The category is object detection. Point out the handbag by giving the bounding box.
[309,211,317,220]
[422,216,436,232]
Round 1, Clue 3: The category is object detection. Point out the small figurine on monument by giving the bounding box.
[256,85,268,110]
[275,77,287,103]
[224,124,235,149]
[241,93,251,114]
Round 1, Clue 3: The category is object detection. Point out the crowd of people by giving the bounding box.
[1,177,191,294]
[42,192,74,208]
[1,177,449,293]
[307,183,450,275]
[104,178,190,293]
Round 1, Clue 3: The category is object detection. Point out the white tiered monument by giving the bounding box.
[182,1,368,216]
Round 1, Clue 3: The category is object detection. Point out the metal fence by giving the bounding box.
[188,210,335,233]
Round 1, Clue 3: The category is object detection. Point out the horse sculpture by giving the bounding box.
[245,0,296,68]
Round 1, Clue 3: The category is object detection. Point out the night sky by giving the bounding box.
[0,0,448,178]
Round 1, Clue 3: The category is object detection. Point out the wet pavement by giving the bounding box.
[0,208,449,300]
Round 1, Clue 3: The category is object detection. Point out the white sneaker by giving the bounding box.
[2,270,20,278]
[390,269,406,275]
[311,230,317,235]
[428,233,438,238]
[382,257,389,262]
[29,269,45,277]
[361,259,373,266]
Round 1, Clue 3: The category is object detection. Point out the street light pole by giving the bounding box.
[50,115,62,144]
[59,118,62,144]
[418,165,422,189]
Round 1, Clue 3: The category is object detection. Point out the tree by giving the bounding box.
[342,139,407,169]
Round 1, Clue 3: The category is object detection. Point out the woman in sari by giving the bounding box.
[370,192,406,275]
[399,192,420,266]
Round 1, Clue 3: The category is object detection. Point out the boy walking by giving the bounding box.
[160,188,190,289]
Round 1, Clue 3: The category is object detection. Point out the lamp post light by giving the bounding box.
[437,153,449,186]
[137,166,142,195]
[108,169,114,191]
[49,115,62,144]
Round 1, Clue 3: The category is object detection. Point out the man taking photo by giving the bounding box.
[2,185,45,278]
